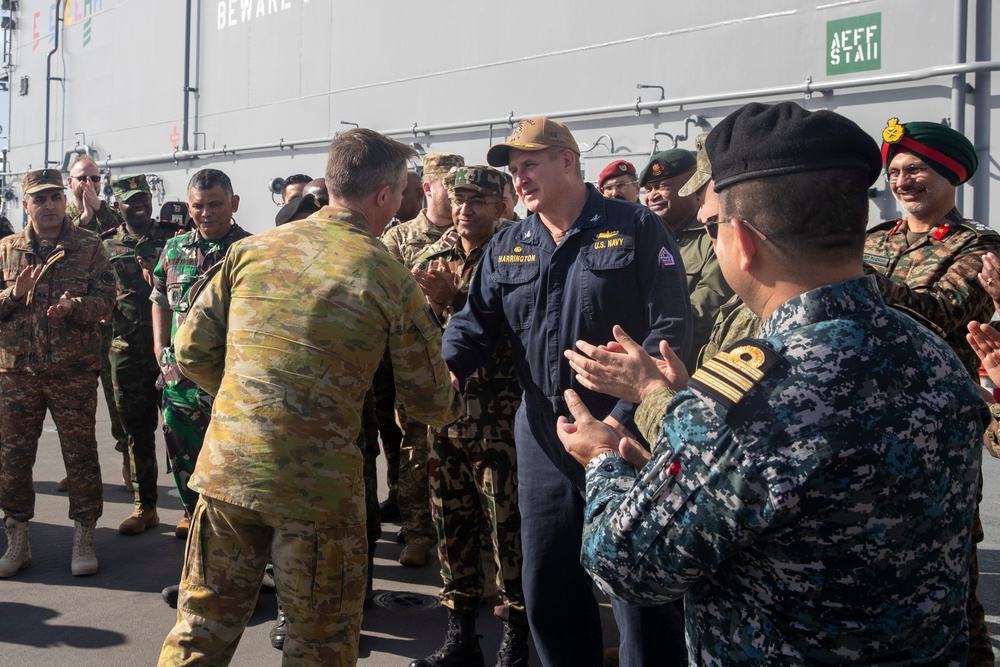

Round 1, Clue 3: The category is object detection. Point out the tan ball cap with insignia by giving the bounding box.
[22,169,65,195]
[487,117,580,167]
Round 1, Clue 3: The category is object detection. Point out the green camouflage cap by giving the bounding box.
[112,174,151,201]
[21,169,64,195]
[450,165,505,198]
[423,153,465,178]
[679,133,712,197]
[638,149,698,188]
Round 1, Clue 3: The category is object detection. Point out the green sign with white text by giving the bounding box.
[827,13,881,75]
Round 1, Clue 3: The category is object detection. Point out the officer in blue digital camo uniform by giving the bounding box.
[557,102,989,665]
[443,117,692,667]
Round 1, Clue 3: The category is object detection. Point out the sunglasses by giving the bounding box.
[73,175,102,183]
[703,218,770,242]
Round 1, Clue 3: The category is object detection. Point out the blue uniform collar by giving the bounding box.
[760,275,883,339]
[511,184,611,246]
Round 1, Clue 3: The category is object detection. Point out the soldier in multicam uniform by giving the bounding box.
[150,169,251,539]
[157,128,462,667]
[380,151,465,567]
[864,118,999,667]
[641,148,733,373]
[103,174,182,535]
[408,165,527,667]
[0,169,115,578]
[559,102,988,665]
[64,154,130,490]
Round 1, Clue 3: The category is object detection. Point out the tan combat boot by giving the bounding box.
[118,506,159,535]
[71,520,98,576]
[0,517,31,577]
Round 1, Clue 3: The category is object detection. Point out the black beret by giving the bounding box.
[707,102,883,192]
[275,194,321,226]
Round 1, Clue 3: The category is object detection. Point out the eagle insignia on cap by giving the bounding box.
[618,163,628,172]
[882,118,904,144]
[510,119,533,142]
[651,163,664,177]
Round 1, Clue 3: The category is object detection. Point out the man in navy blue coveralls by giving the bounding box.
[442,117,692,666]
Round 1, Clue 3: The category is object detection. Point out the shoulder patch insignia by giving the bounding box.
[966,220,997,235]
[658,247,674,267]
[689,338,783,410]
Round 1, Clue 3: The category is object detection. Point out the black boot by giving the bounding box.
[409,609,483,667]
[269,604,286,651]
[495,609,529,667]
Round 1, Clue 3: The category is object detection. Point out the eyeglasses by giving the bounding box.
[703,217,770,242]
[72,175,101,183]
[600,180,637,194]
[885,164,930,183]
[451,195,498,208]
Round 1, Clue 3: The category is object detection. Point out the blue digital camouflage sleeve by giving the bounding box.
[581,390,769,605]
[606,209,692,427]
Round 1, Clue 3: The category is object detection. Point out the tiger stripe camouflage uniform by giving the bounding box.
[380,207,454,548]
[150,222,250,517]
[415,228,524,615]
[584,277,987,665]
[864,209,1000,667]
[67,199,130,468]
[103,219,180,513]
[159,206,462,666]
[0,218,115,524]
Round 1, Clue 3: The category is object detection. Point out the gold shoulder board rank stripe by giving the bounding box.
[701,358,755,392]
[691,365,745,405]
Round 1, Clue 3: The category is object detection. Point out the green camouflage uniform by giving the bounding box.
[0,218,115,523]
[159,206,462,666]
[0,215,15,240]
[672,214,734,373]
[864,209,1000,667]
[68,199,129,458]
[415,228,524,613]
[103,220,179,510]
[380,209,455,545]
[150,222,251,516]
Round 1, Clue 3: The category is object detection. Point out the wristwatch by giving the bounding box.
[586,450,623,471]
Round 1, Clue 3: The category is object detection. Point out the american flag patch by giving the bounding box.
[658,247,675,267]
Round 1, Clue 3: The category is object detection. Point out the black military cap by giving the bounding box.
[706,102,882,192]
[275,193,321,226]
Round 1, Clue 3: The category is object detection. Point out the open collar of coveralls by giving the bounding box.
[509,183,612,251]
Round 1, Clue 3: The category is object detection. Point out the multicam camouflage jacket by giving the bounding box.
[380,209,452,270]
[67,200,123,235]
[581,276,988,665]
[150,221,251,339]
[0,220,115,372]
[864,208,1000,377]
[103,221,181,356]
[414,225,521,441]
[174,206,463,522]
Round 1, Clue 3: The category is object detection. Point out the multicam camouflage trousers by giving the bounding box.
[428,430,524,613]
[110,344,161,510]
[160,347,213,516]
[0,371,103,523]
[158,495,367,667]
